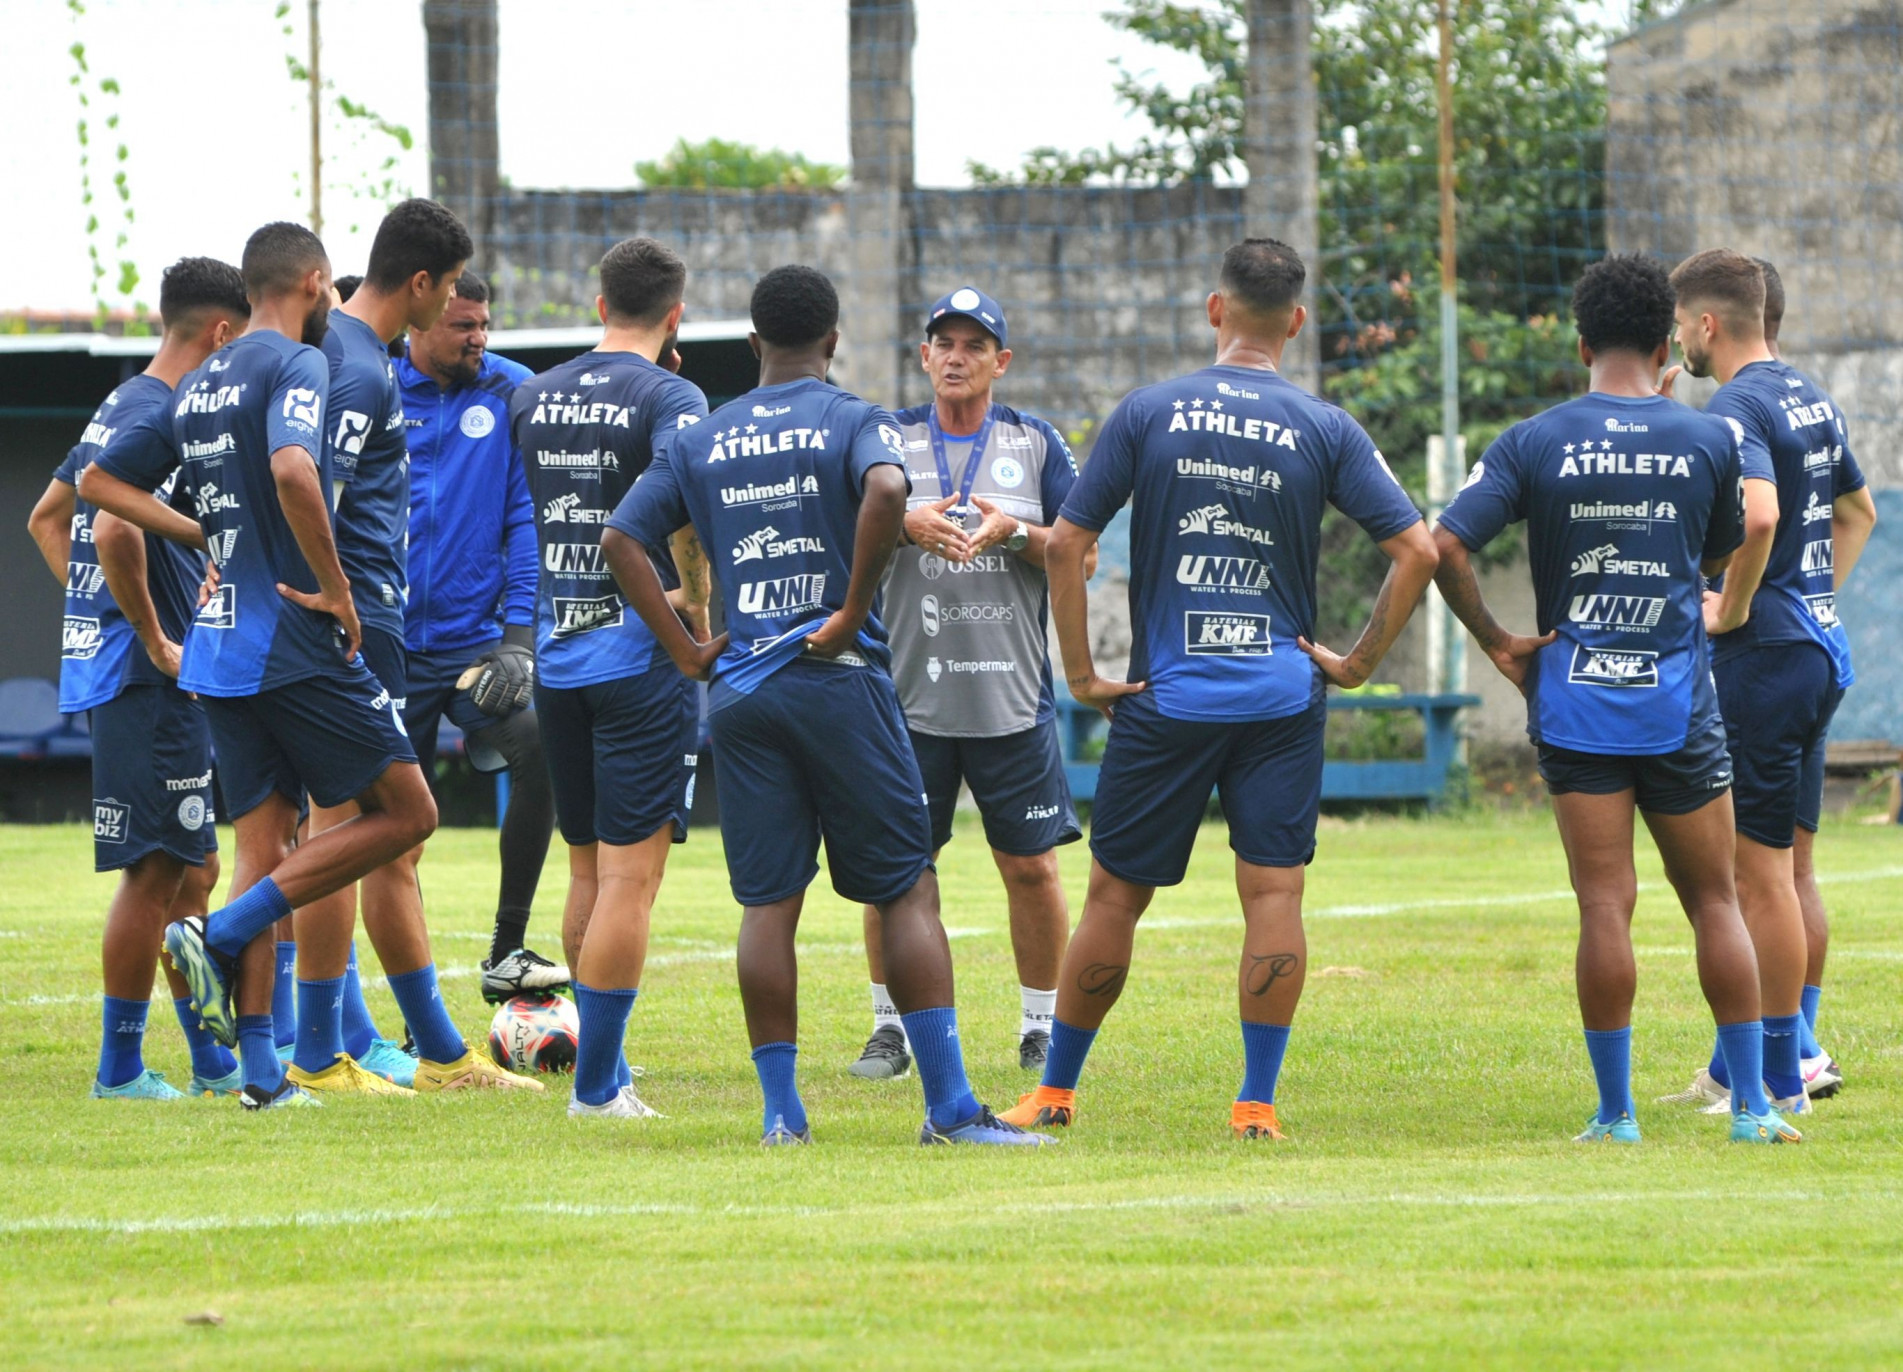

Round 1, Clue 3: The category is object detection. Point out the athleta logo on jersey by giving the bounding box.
[175,382,248,416]
[720,474,819,510]
[1782,396,1836,430]
[1175,554,1271,592]
[62,615,103,660]
[1177,504,1275,546]
[706,424,830,463]
[542,493,608,524]
[544,543,610,578]
[1167,401,1301,450]
[736,574,827,616]
[732,525,826,562]
[528,394,632,428]
[1569,543,1668,578]
[1567,593,1665,631]
[552,594,623,636]
[1567,644,1658,688]
[1556,443,1692,478]
[79,420,116,448]
[1185,611,1271,655]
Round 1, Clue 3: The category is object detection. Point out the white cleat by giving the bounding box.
[1658,1066,1730,1110]
[567,1085,663,1119]
[1802,1054,1843,1099]
[1770,1091,1814,1118]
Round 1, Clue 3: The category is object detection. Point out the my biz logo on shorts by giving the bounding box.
[94,798,130,843]
[1567,644,1659,688]
[1184,611,1271,655]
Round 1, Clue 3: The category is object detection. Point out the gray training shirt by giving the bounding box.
[882,402,1078,737]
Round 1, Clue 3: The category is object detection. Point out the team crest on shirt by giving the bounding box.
[177,795,207,832]
[991,456,1025,489]
[461,405,496,438]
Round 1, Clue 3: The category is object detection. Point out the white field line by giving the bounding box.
[5,866,1897,1008]
[7,1186,1900,1237]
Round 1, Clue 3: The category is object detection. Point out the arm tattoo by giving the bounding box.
[1077,963,1128,997]
[672,527,711,605]
[1244,952,1299,997]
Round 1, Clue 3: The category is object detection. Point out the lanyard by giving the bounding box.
[927,406,996,518]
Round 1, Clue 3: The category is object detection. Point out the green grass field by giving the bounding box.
[3,812,1901,1369]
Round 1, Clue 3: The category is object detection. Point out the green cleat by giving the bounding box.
[1574,1112,1641,1144]
[162,916,238,1048]
[90,1069,185,1101]
[1730,1108,1802,1144]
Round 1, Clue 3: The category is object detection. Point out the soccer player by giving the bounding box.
[1434,252,1795,1143]
[507,237,711,1120]
[849,285,1085,1079]
[1000,238,1436,1142]
[603,264,1046,1147]
[24,257,246,1100]
[398,267,564,1003]
[1660,249,1876,1116]
[285,198,477,1096]
[81,221,538,1107]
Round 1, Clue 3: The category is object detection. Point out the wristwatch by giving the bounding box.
[1005,520,1030,553]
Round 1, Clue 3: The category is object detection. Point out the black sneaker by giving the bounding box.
[480,947,571,1005]
[238,1079,321,1111]
[1019,1029,1051,1070]
[848,1024,911,1080]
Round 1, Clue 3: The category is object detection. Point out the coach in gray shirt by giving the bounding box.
[849,286,1089,1079]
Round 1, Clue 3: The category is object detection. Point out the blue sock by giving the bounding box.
[202,878,291,959]
[236,1014,285,1094]
[1716,1019,1770,1115]
[97,995,149,1088]
[750,1041,806,1135]
[1799,984,1824,1059]
[294,976,345,1074]
[1763,1014,1804,1101]
[384,964,464,1063]
[1706,1032,1731,1090]
[1042,1018,1098,1092]
[1583,1027,1634,1125]
[572,982,638,1107]
[901,1006,981,1129]
[273,943,298,1050]
[617,1050,633,1092]
[1238,1020,1292,1105]
[172,996,236,1080]
[340,943,381,1059]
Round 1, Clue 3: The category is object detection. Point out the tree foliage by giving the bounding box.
[636,138,846,191]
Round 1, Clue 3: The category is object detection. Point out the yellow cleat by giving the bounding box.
[1230,1100,1288,1141]
[999,1085,1075,1128]
[413,1046,546,1093]
[286,1053,416,1097]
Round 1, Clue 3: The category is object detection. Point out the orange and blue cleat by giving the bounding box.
[999,1085,1075,1129]
[1231,1100,1287,1141]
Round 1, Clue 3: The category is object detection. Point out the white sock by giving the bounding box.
[1020,985,1057,1039]
[870,983,908,1045]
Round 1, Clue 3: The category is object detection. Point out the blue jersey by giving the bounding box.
[1440,392,1745,755]
[53,375,204,713]
[322,311,408,636]
[607,377,911,707]
[399,349,537,654]
[1060,365,1421,722]
[1705,359,1865,687]
[97,330,337,697]
[508,350,708,688]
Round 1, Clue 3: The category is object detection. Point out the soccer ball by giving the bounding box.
[487,994,580,1074]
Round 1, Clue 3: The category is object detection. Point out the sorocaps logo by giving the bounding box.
[460,405,496,439]
[921,593,940,637]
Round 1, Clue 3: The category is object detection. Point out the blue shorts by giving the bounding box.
[1088,681,1326,887]
[357,626,408,710]
[536,667,697,848]
[710,660,932,907]
[911,720,1081,857]
[1715,642,1842,847]
[201,660,416,819]
[404,639,522,775]
[1537,711,1733,815]
[89,683,218,872]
